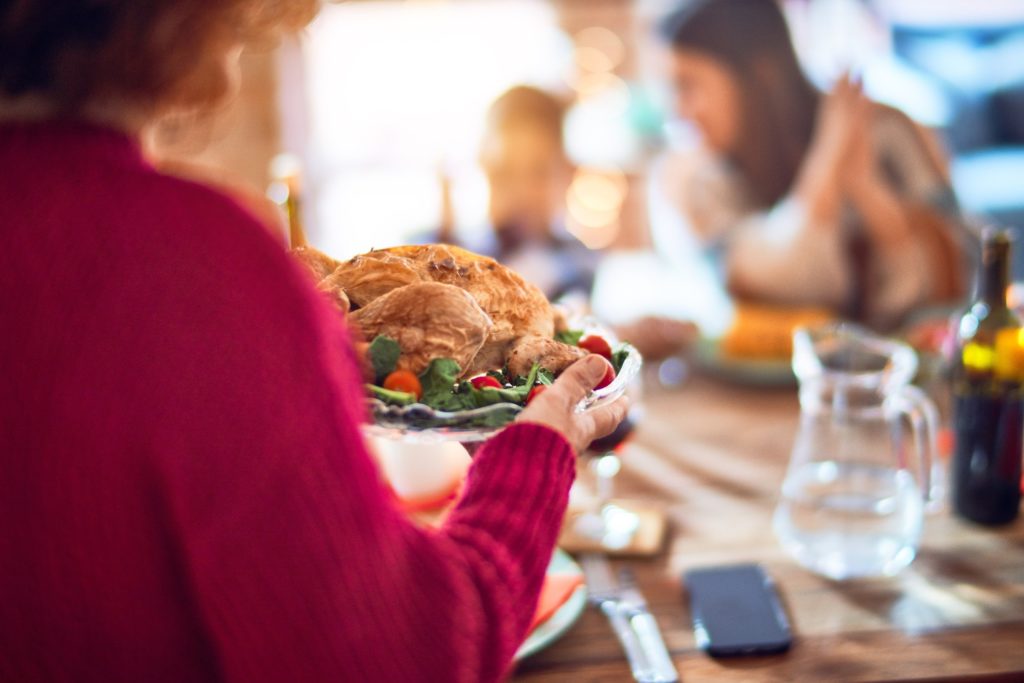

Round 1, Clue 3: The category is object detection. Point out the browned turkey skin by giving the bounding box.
[291,244,585,377]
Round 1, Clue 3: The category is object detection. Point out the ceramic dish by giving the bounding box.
[691,336,795,388]
[514,549,587,661]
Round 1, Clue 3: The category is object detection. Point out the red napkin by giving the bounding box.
[529,572,584,632]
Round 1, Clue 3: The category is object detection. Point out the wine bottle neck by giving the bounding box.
[978,239,1010,307]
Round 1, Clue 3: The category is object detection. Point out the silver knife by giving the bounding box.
[580,554,679,683]
[618,567,679,683]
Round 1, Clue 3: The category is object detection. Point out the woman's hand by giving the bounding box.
[796,73,872,225]
[803,74,912,249]
[517,355,629,454]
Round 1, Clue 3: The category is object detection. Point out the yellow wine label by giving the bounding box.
[995,328,1024,382]
[962,341,996,373]
[962,331,1024,382]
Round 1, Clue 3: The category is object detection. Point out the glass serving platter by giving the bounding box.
[364,341,642,443]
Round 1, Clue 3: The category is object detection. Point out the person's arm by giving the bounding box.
[655,87,857,311]
[724,76,878,309]
[146,187,624,682]
[839,106,964,326]
[722,198,851,309]
[845,176,932,328]
[658,160,851,311]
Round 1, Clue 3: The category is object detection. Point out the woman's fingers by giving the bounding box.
[551,355,614,406]
[516,355,628,453]
[821,71,872,162]
[833,71,852,99]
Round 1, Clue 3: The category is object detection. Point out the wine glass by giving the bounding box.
[574,401,643,551]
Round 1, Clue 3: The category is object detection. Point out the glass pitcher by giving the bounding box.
[773,323,938,580]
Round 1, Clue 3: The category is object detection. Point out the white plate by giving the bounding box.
[691,336,795,387]
[514,549,587,661]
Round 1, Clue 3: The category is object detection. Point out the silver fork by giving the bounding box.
[580,554,679,683]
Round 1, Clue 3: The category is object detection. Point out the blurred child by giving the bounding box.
[446,85,696,357]
[468,85,598,301]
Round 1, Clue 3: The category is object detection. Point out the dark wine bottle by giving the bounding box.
[951,230,1023,525]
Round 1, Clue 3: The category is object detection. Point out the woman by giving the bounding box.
[0,3,627,682]
[656,0,966,330]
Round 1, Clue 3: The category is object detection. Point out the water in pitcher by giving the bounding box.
[774,460,924,580]
[774,324,936,580]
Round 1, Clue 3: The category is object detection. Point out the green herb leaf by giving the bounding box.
[459,364,546,409]
[555,329,584,346]
[509,362,540,388]
[418,359,476,411]
[469,385,522,407]
[368,335,401,384]
[494,362,542,404]
[522,362,541,391]
[471,405,523,427]
[611,347,630,375]
[366,383,415,406]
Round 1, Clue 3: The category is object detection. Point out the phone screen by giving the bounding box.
[684,563,793,657]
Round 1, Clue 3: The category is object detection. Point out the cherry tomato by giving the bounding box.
[595,362,616,390]
[579,335,613,360]
[526,385,547,404]
[470,375,503,390]
[383,370,422,399]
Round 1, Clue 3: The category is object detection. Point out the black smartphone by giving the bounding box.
[683,563,793,657]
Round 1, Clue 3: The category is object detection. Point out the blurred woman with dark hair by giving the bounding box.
[0,2,626,681]
[655,0,966,329]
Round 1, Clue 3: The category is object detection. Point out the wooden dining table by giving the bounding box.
[513,374,1024,682]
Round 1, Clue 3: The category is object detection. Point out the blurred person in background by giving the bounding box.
[442,85,695,359]
[435,85,597,302]
[0,2,628,681]
[656,0,968,330]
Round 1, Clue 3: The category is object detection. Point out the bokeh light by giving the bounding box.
[566,166,627,249]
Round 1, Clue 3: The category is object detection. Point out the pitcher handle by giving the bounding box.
[891,385,939,504]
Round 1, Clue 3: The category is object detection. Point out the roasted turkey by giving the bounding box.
[292,244,584,377]
[351,282,492,375]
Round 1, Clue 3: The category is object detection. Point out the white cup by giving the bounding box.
[369,438,471,503]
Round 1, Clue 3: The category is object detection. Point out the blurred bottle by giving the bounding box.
[951,229,1023,526]
[267,153,306,248]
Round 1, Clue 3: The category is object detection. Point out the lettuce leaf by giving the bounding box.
[555,329,584,346]
[418,359,477,411]
[368,335,401,384]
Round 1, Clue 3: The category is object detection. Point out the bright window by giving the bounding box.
[300,0,572,259]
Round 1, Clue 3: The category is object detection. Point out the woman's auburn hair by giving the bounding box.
[0,0,319,112]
